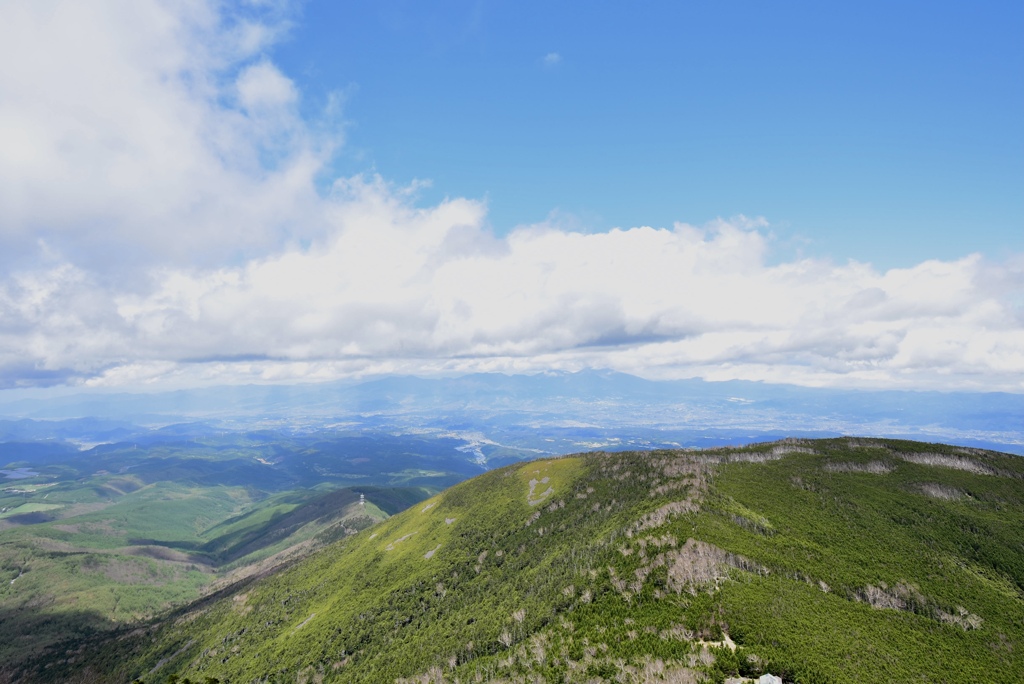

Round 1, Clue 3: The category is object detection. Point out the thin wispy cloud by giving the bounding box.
[542,52,562,67]
[0,1,1021,392]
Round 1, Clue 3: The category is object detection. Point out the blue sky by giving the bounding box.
[274,0,1023,267]
[0,0,1021,392]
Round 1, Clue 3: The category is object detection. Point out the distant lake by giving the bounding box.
[0,468,39,479]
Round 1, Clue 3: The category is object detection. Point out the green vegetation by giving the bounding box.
[12,438,1022,683]
[0,475,429,668]
[0,427,474,666]
[0,503,63,520]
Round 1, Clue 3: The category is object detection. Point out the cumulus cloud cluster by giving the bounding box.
[0,0,1021,391]
[0,0,329,271]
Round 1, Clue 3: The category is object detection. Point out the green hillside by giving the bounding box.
[11,438,1024,683]
[0,484,430,668]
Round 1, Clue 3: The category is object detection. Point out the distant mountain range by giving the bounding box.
[1,371,1021,454]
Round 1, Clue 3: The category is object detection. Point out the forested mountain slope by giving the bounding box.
[12,438,1024,684]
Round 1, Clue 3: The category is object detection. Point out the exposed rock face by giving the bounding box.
[896,452,995,476]
[665,539,765,595]
[920,482,966,500]
[666,539,734,594]
[824,460,893,474]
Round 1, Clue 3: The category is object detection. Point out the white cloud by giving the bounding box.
[3,174,1022,391]
[237,60,298,111]
[543,52,562,66]
[0,0,330,272]
[0,1,1021,392]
